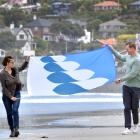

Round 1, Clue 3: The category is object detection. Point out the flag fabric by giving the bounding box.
[27,46,116,96]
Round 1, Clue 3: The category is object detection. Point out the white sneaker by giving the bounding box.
[132,124,139,134]
[122,128,131,135]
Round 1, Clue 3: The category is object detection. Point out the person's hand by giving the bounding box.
[108,45,114,50]
[96,39,106,47]
[115,79,122,84]
[11,97,17,101]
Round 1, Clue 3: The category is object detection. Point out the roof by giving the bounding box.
[94,1,120,7]
[52,2,62,5]
[11,28,20,35]
[65,19,87,26]
[0,27,10,33]
[11,28,33,38]
[25,18,57,28]
[52,2,71,5]
[22,28,33,37]
[129,0,140,5]
[0,48,6,52]
[100,19,126,26]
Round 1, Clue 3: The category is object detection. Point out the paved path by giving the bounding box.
[0,113,140,140]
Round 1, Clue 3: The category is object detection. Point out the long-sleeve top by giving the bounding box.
[112,49,140,88]
[0,61,28,99]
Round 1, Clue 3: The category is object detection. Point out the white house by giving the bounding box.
[0,49,6,57]
[99,19,127,38]
[78,29,91,44]
[10,24,36,56]
[16,28,36,56]
[16,28,33,41]
[129,1,140,10]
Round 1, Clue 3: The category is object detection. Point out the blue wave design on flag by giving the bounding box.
[44,63,65,72]
[40,46,116,95]
[41,56,55,63]
[47,72,77,83]
[54,83,86,95]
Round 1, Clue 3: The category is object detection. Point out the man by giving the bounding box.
[110,42,140,135]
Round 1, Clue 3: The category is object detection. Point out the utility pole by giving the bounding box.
[118,0,120,11]
[65,40,68,54]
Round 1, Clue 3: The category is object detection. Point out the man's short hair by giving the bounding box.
[126,42,136,49]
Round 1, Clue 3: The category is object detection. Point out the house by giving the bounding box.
[128,1,140,10]
[0,0,40,11]
[99,19,127,38]
[16,28,36,56]
[24,17,87,43]
[10,23,36,56]
[15,28,33,41]
[8,0,38,5]
[0,49,6,57]
[24,17,58,41]
[52,2,72,15]
[43,32,59,42]
[65,19,87,29]
[0,26,10,33]
[94,1,120,11]
[8,0,28,6]
[78,29,91,44]
[28,0,38,5]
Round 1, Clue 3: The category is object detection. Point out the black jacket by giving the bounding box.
[0,61,28,99]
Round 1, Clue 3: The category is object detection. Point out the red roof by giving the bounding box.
[94,1,120,7]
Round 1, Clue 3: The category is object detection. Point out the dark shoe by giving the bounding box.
[15,128,20,137]
[9,130,15,137]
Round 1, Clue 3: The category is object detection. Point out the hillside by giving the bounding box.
[0,0,139,56]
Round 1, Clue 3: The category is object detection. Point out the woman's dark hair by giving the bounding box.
[2,56,14,66]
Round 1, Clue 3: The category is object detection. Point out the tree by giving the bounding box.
[117,34,135,43]
[34,37,48,55]
[37,1,52,16]
[95,10,119,22]
[87,19,102,32]
[0,8,32,26]
[0,32,15,50]
[119,0,137,5]
[118,24,140,35]
[0,0,5,5]
[50,21,84,38]
[73,0,102,11]
[0,15,5,26]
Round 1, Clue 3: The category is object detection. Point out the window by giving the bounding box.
[19,34,25,40]
[32,43,36,50]
[1,51,4,55]
[45,36,49,40]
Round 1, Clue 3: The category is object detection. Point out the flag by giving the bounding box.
[27,46,116,96]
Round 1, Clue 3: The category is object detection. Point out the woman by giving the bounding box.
[0,56,29,137]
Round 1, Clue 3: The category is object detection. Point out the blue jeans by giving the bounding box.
[2,91,21,130]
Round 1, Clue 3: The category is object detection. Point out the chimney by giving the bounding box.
[33,14,37,20]
[10,22,15,30]
[19,24,23,28]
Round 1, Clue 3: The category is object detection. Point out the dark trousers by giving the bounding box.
[122,85,139,129]
[2,91,21,130]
